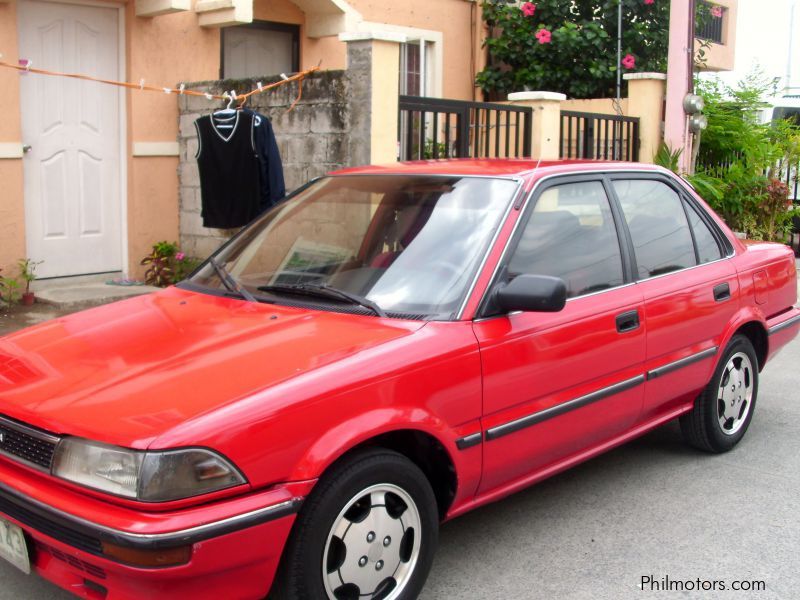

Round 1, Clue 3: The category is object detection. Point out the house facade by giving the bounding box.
[0,0,484,280]
[0,0,738,282]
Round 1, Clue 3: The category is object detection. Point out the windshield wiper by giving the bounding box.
[209,257,258,303]
[257,282,387,317]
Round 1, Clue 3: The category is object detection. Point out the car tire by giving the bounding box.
[680,334,759,453]
[270,448,439,600]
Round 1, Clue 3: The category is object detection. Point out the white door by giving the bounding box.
[19,0,122,278]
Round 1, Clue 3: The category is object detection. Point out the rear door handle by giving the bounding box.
[616,310,640,333]
[713,282,731,302]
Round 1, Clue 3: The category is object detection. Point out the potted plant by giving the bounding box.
[18,258,43,306]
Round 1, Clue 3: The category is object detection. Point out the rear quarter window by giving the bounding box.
[613,179,697,279]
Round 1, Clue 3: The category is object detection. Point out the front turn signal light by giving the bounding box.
[101,542,192,567]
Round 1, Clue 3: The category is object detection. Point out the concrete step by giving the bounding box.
[32,273,160,309]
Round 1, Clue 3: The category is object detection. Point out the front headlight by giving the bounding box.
[51,438,247,502]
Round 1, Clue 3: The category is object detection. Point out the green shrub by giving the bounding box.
[695,72,800,241]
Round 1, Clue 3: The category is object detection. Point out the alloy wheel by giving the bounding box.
[716,351,754,436]
[322,483,422,600]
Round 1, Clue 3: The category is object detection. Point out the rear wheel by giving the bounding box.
[271,449,438,600]
[680,334,758,453]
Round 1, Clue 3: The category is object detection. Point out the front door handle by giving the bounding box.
[713,282,731,302]
[616,310,640,333]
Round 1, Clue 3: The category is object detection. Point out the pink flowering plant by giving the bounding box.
[140,241,200,286]
[478,1,718,99]
[621,53,636,69]
[520,2,536,17]
[535,28,552,44]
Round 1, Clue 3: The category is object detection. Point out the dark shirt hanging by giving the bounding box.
[246,109,286,210]
[194,111,262,229]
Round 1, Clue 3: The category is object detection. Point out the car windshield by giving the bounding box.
[187,174,518,319]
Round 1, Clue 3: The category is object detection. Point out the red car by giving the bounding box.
[1,160,798,600]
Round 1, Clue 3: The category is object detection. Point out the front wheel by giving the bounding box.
[271,449,439,600]
[680,334,759,453]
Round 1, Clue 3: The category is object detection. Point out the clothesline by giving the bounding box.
[0,58,320,109]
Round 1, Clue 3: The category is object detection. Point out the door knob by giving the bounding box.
[22,144,32,154]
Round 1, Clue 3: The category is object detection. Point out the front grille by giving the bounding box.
[0,415,59,470]
[36,542,107,579]
[0,491,103,556]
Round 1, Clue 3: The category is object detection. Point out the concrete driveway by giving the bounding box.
[2,339,798,600]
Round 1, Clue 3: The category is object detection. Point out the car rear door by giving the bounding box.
[473,177,646,495]
[609,175,738,422]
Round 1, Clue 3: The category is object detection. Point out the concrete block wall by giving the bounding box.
[176,70,354,259]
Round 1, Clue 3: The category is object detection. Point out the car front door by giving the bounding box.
[609,176,738,422]
[473,178,646,496]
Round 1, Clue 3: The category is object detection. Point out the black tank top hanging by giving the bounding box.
[194,111,262,229]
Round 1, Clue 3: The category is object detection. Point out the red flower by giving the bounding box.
[644,0,654,4]
[535,28,552,44]
[710,5,723,18]
[521,2,536,17]
[621,54,636,69]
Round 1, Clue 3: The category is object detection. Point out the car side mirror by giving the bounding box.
[494,275,567,313]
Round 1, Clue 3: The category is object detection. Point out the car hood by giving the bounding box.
[0,286,425,448]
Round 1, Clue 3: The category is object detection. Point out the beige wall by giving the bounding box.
[1,0,479,281]
[0,2,26,280]
[350,0,476,100]
[125,2,220,276]
[561,98,629,115]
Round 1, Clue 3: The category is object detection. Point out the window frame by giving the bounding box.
[219,21,300,80]
[476,174,634,318]
[605,172,733,283]
[474,170,736,321]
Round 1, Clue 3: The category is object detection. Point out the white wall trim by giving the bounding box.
[118,2,128,278]
[0,143,23,159]
[508,91,567,102]
[136,0,191,17]
[357,22,444,98]
[132,142,180,156]
[339,31,407,44]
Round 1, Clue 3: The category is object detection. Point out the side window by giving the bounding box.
[613,180,697,279]
[508,181,625,298]
[685,200,723,263]
[221,22,299,79]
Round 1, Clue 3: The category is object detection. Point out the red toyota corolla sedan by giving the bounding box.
[1,160,798,600]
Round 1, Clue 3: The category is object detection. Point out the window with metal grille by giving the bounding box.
[696,2,725,44]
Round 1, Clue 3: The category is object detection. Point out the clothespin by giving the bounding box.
[280,73,289,81]
[25,59,32,71]
[162,87,171,94]
[139,78,145,90]
[178,84,185,95]
[205,93,213,100]
[257,81,264,92]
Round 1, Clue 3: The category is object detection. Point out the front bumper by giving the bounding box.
[0,459,304,600]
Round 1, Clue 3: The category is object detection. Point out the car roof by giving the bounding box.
[331,159,668,181]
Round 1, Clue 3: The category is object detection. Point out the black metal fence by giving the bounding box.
[398,96,532,161]
[777,159,800,200]
[697,154,800,201]
[559,111,640,162]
